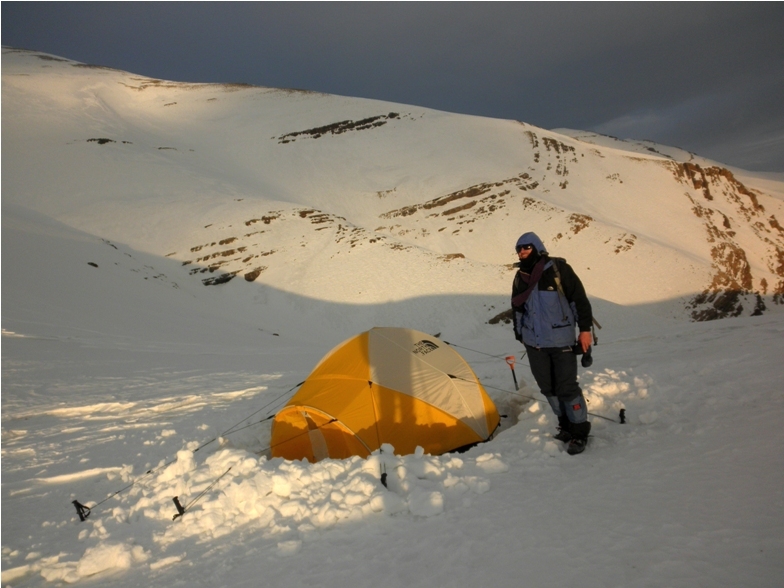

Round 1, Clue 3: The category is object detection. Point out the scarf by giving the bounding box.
[511,257,546,308]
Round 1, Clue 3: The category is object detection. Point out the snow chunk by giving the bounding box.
[543,441,561,457]
[272,474,293,497]
[76,543,149,577]
[157,450,196,482]
[2,564,32,585]
[149,554,186,570]
[475,453,509,473]
[39,542,149,583]
[372,492,407,515]
[276,539,302,557]
[408,488,444,517]
[638,411,659,424]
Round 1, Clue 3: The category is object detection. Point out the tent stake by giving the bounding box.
[505,356,519,391]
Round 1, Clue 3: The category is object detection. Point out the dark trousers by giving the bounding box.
[525,345,588,425]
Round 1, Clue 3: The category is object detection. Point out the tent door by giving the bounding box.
[302,411,329,461]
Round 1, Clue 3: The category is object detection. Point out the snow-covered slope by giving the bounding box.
[4,47,784,335]
[3,49,784,588]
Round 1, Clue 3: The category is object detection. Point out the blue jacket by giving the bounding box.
[512,232,592,349]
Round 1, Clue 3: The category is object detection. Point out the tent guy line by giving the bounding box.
[72,412,339,524]
[70,381,302,521]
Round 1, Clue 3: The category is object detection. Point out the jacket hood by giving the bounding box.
[515,232,548,255]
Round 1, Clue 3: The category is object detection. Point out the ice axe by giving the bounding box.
[505,356,519,391]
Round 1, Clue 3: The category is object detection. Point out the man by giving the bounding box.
[511,231,593,455]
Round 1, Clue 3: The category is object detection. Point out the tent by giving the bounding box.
[270,327,500,462]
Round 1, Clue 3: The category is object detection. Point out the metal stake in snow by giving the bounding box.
[505,356,519,391]
[172,466,233,521]
[71,500,92,521]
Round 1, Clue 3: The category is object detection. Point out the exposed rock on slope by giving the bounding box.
[3,48,783,326]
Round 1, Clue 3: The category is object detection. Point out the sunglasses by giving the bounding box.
[516,244,534,253]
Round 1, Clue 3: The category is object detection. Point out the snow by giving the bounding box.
[4,314,784,587]
[3,48,784,587]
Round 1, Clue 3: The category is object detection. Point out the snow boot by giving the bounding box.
[566,421,591,455]
[553,415,572,443]
[567,437,587,455]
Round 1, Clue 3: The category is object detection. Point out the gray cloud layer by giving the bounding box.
[3,2,783,171]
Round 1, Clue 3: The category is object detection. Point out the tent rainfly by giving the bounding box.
[270,327,500,462]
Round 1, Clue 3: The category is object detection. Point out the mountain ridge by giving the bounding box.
[3,47,784,328]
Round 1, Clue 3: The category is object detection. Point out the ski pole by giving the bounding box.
[505,356,519,391]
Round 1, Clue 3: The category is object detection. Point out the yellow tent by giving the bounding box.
[270,327,500,462]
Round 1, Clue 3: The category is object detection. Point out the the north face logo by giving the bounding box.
[412,340,439,355]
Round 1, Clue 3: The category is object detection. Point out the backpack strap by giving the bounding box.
[553,257,601,344]
[550,258,571,322]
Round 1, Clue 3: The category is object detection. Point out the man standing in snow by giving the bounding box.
[511,232,593,455]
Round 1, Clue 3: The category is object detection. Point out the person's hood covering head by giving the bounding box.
[515,232,547,256]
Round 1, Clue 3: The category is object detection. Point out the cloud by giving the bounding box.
[592,94,731,144]
[591,70,784,171]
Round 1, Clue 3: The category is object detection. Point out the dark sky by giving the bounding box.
[4,2,784,172]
